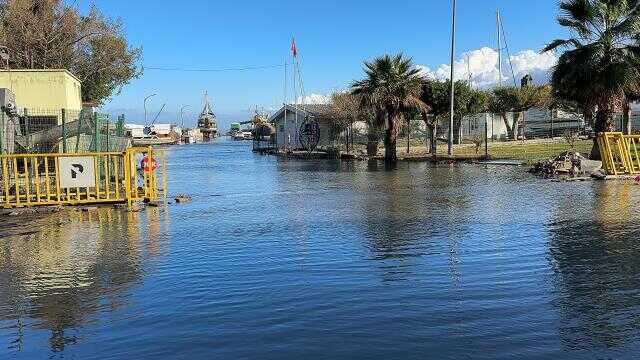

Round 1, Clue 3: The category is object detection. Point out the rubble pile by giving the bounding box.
[529,150,602,177]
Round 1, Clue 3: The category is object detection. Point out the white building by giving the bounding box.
[124,124,145,138]
[613,110,640,132]
[269,104,335,150]
[458,107,585,140]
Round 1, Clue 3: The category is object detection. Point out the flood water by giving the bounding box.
[2,139,640,359]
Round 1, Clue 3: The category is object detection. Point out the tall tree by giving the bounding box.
[327,92,373,154]
[457,85,488,143]
[543,0,640,159]
[420,79,449,154]
[487,87,515,139]
[421,79,487,149]
[488,84,551,140]
[512,84,552,140]
[0,0,142,104]
[352,54,426,162]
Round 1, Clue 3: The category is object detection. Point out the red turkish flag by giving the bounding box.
[291,38,298,58]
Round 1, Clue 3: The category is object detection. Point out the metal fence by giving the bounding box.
[0,108,129,155]
[0,147,167,208]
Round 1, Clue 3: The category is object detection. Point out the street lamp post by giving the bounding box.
[448,0,457,156]
[180,105,190,128]
[143,93,157,125]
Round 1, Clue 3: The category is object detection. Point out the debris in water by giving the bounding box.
[174,194,192,204]
[529,150,602,177]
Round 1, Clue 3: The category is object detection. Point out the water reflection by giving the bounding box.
[5,140,640,359]
[351,164,473,283]
[0,207,167,354]
[549,182,640,349]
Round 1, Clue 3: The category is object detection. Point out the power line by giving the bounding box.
[144,63,287,72]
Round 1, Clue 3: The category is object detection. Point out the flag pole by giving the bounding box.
[448,0,457,155]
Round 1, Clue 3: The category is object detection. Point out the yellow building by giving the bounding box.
[0,69,82,128]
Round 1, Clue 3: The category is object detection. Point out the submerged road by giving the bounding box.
[2,139,640,359]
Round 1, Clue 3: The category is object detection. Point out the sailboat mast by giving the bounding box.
[293,39,298,148]
[466,55,472,86]
[497,10,502,88]
[284,59,288,150]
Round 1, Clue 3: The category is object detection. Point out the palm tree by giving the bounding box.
[352,54,427,162]
[543,0,640,159]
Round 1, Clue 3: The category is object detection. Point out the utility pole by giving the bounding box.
[448,0,457,155]
[497,10,502,88]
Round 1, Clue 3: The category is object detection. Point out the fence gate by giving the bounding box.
[0,147,166,208]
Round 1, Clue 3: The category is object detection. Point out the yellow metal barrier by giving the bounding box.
[0,146,166,208]
[598,132,640,175]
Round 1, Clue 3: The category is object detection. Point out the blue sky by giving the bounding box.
[84,0,567,129]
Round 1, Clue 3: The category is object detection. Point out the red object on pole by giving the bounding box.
[141,156,158,173]
[291,38,298,58]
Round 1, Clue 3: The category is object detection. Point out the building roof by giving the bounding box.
[0,69,81,83]
[268,103,332,122]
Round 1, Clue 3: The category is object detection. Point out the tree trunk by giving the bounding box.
[512,112,521,140]
[590,107,615,160]
[451,116,461,144]
[425,124,431,153]
[583,107,594,128]
[425,123,436,154]
[350,123,354,152]
[406,120,410,154]
[624,101,631,135]
[521,111,526,140]
[367,130,379,157]
[384,112,399,163]
[501,113,514,140]
[345,126,350,154]
[431,124,437,155]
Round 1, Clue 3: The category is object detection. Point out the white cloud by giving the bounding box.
[418,47,558,88]
[297,93,331,104]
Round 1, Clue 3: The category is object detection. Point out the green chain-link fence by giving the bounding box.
[0,108,128,155]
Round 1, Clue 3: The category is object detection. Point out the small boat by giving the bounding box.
[132,135,177,146]
[231,132,244,141]
[231,131,253,141]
